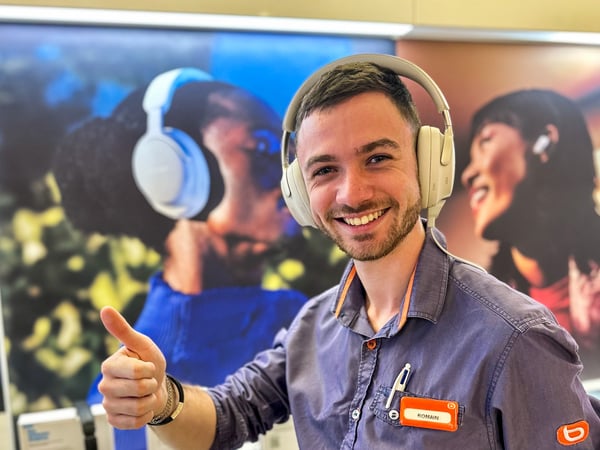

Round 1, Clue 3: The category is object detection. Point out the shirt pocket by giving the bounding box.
[369,384,465,429]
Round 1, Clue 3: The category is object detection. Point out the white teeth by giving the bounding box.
[470,188,487,209]
[344,210,384,226]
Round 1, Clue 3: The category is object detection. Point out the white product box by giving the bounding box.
[18,403,114,450]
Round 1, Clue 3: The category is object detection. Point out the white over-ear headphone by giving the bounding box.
[280,53,455,228]
[132,68,214,219]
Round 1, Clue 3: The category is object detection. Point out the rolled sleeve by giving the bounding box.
[208,329,290,450]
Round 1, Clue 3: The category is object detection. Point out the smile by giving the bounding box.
[469,187,488,210]
[343,210,385,226]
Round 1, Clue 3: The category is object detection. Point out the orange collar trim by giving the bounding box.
[335,265,356,318]
[334,264,416,331]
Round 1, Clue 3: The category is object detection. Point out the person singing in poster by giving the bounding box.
[461,89,600,378]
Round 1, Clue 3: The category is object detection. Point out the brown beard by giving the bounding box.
[320,197,422,261]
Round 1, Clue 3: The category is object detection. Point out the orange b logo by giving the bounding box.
[557,420,589,446]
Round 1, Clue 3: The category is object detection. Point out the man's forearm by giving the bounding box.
[150,384,217,450]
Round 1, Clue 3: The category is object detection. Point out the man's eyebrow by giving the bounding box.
[304,154,336,172]
[359,138,400,154]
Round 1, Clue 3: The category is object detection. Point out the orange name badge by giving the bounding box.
[400,396,459,432]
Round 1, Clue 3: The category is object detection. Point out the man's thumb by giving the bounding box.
[100,306,157,362]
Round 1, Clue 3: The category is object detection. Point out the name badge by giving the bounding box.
[400,396,459,432]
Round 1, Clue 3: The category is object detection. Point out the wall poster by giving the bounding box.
[0,20,393,449]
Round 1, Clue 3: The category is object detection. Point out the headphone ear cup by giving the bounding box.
[417,125,454,210]
[132,127,211,219]
[281,159,315,227]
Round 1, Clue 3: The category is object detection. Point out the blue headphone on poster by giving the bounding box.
[132,68,214,219]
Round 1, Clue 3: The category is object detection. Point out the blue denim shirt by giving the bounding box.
[208,227,600,449]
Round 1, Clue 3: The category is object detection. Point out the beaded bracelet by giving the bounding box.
[148,374,185,426]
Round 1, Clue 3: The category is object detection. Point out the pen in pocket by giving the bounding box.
[385,363,412,409]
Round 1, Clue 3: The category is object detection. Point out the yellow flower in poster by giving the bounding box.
[278,259,305,281]
[89,271,121,311]
[66,254,85,271]
[58,347,92,378]
[54,302,81,351]
[12,209,42,243]
[22,240,47,266]
[40,207,64,227]
[22,317,52,351]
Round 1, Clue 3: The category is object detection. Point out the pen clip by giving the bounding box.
[385,363,412,409]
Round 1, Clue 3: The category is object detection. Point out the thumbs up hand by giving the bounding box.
[98,306,168,429]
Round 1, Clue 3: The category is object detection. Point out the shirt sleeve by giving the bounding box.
[207,329,290,450]
[489,319,600,449]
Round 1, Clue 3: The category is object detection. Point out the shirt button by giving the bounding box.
[366,339,377,350]
[351,409,361,421]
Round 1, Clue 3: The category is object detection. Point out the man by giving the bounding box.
[98,55,600,449]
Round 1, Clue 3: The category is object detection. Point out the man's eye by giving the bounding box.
[368,154,390,164]
[313,166,334,177]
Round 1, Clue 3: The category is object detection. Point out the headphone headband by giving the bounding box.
[143,68,213,114]
[282,53,452,134]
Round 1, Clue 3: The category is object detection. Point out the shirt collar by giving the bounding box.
[331,225,450,335]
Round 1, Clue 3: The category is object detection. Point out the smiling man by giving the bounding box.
[97,56,600,450]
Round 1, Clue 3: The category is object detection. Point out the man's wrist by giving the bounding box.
[148,374,185,426]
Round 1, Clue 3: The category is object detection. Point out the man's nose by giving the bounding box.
[335,169,374,207]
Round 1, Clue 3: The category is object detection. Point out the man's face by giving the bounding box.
[461,122,527,239]
[296,91,421,261]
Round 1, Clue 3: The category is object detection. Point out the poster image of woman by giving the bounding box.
[461,89,600,379]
